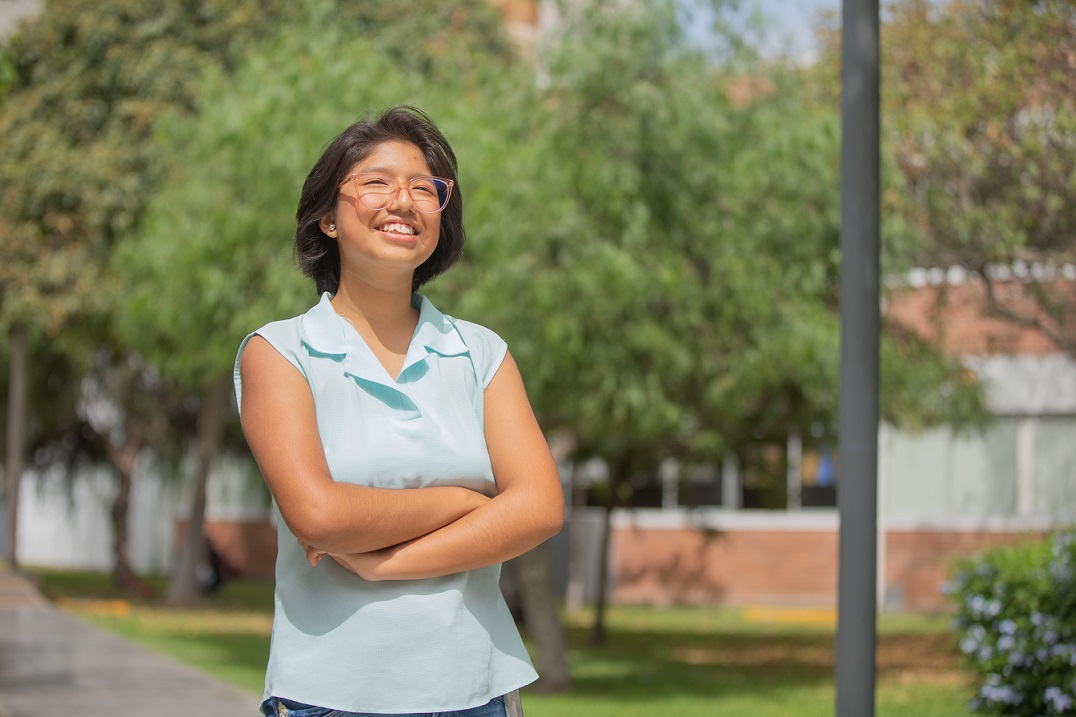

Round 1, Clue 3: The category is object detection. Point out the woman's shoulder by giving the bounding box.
[251,314,305,348]
[241,293,333,356]
[441,314,508,389]
[445,315,504,348]
[233,303,320,401]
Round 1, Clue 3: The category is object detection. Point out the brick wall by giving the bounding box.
[883,529,1047,611]
[177,519,277,580]
[608,514,1055,612]
[887,278,1075,356]
[612,527,838,607]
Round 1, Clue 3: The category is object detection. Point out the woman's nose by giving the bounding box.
[388,182,415,211]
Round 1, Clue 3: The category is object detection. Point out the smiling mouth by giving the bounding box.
[377,222,417,236]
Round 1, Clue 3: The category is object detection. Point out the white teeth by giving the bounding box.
[380,223,415,235]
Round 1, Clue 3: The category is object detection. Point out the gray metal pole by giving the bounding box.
[836,0,880,715]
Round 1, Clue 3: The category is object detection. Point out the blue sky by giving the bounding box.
[685,0,841,62]
[755,0,839,58]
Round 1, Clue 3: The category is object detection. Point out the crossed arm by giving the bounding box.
[239,335,564,580]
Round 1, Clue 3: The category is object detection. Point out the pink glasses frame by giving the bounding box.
[338,172,454,214]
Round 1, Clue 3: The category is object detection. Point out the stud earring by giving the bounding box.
[328,224,336,232]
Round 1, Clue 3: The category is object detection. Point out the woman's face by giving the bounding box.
[321,140,441,288]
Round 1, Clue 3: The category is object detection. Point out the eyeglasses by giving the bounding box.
[339,172,454,214]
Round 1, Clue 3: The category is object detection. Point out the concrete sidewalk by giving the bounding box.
[0,569,259,716]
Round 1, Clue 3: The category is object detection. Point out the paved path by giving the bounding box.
[0,569,260,716]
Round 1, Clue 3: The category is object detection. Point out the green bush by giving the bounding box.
[950,531,1076,715]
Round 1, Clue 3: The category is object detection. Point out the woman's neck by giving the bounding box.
[330,276,417,334]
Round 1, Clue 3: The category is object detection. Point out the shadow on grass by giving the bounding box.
[558,628,833,700]
[29,566,275,612]
[550,618,967,703]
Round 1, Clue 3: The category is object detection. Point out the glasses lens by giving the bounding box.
[351,174,451,213]
[410,177,451,213]
[353,175,395,210]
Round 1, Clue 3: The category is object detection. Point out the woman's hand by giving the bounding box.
[330,550,389,581]
[299,537,327,567]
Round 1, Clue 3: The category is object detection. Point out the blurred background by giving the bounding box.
[0,0,1073,713]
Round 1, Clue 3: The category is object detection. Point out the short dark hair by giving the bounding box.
[294,106,464,295]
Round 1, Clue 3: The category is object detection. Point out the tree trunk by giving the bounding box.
[591,502,613,646]
[110,457,139,591]
[564,463,587,614]
[591,454,628,646]
[4,324,28,571]
[514,542,571,692]
[105,408,153,597]
[164,377,227,606]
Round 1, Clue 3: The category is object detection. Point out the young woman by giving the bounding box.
[235,106,564,717]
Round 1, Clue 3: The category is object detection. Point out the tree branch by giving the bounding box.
[979,273,1076,359]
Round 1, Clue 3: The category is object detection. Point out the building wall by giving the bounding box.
[882,416,1076,521]
[886,273,1075,357]
[9,467,176,574]
[882,528,1048,611]
[611,518,838,606]
[179,518,277,580]
[3,452,270,575]
[605,510,1058,612]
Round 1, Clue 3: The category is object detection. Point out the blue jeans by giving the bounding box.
[260,694,509,717]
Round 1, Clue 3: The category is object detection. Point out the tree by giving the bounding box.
[0,0,299,590]
[1,1,34,572]
[436,0,985,642]
[816,0,1076,356]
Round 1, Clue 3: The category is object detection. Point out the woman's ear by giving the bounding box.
[319,215,337,237]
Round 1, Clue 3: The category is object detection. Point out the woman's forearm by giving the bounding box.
[289,482,490,555]
[327,480,564,580]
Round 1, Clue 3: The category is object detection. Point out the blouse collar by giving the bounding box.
[299,292,469,389]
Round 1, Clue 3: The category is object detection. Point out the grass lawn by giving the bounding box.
[31,568,975,717]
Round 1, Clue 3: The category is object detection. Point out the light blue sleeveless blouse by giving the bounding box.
[233,292,537,713]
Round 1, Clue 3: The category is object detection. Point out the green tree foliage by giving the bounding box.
[444,0,982,465]
[815,0,1076,357]
[0,0,295,341]
[0,0,511,593]
[0,0,303,589]
[432,0,984,639]
[111,0,513,390]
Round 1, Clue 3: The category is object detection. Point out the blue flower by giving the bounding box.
[980,683,1022,705]
[1044,686,1073,712]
